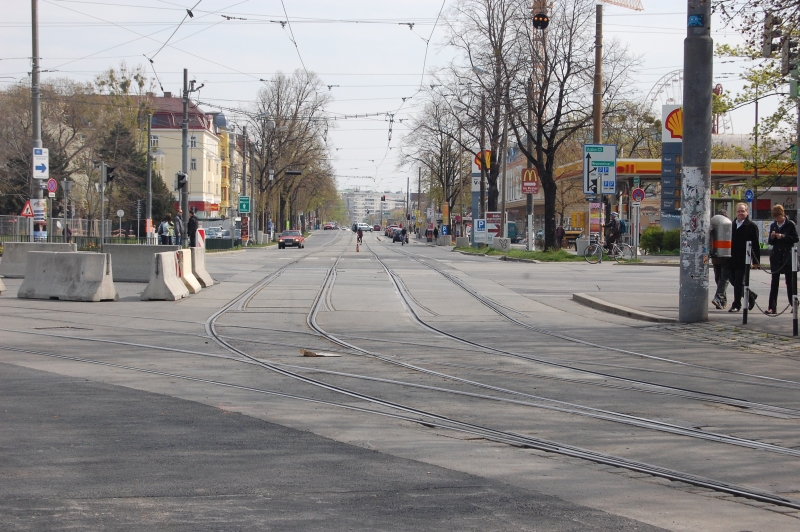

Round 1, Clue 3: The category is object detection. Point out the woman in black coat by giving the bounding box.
[729,202,761,312]
[767,204,799,314]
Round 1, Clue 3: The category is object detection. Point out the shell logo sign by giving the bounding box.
[662,105,683,142]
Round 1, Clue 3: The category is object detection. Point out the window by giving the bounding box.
[150,135,159,148]
[190,136,197,148]
[191,158,197,171]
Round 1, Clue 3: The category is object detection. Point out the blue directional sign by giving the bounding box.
[32,148,49,180]
[744,189,754,202]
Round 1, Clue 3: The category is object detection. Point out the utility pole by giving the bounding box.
[31,0,42,242]
[500,115,508,238]
[418,167,422,235]
[146,113,153,241]
[480,94,487,218]
[527,80,534,251]
[679,0,713,323]
[181,69,189,244]
[242,126,247,196]
[593,4,604,247]
[100,163,106,247]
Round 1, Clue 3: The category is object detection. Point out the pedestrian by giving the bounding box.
[174,208,184,246]
[729,202,760,312]
[603,212,621,252]
[556,224,565,250]
[357,228,363,244]
[433,226,439,241]
[157,214,172,245]
[187,208,199,247]
[61,224,72,244]
[711,209,731,310]
[401,226,407,246]
[766,204,798,315]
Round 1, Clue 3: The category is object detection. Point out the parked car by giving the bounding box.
[357,223,372,233]
[278,230,305,249]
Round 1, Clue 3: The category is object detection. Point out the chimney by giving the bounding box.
[163,91,172,98]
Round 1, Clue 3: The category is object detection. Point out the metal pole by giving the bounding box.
[679,0,713,323]
[100,163,106,248]
[593,5,604,251]
[752,85,758,219]
[500,115,508,238]
[480,94,486,219]
[418,166,422,237]
[796,101,800,225]
[242,126,247,196]
[31,0,42,242]
[181,69,189,248]
[527,80,534,251]
[61,180,70,243]
[793,244,798,336]
[250,143,257,235]
[146,113,153,240]
[743,241,751,324]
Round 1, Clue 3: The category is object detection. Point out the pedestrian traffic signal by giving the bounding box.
[532,13,549,30]
[105,166,116,183]
[176,171,188,190]
[407,213,411,220]
[782,38,800,76]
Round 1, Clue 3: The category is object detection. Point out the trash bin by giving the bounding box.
[576,237,590,256]
[426,230,433,242]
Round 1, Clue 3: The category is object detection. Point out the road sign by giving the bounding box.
[20,200,34,217]
[583,144,617,195]
[46,178,58,195]
[239,195,251,213]
[521,168,540,194]
[631,187,645,203]
[32,148,49,179]
[117,210,124,218]
[486,211,501,242]
[744,189,754,202]
[32,199,46,222]
[474,218,487,243]
[633,176,640,188]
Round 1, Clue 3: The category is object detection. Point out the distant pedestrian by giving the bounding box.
[766,204,798,314]
[187,208,199,247]
[433,226,439,240]
[401,226,407,246]
[62,224,72,244]
[711,209,731,310]
[556,224,565,249]
[174,208,184,246]
[729,202,760,312]
[158,214,172,245]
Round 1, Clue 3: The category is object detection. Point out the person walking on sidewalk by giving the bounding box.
[187,208,199,247]
[729,202,760,312]
[173,208,185,246]
[711,209,731,309]
[766,204,798,314]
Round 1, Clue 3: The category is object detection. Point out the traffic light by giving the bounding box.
[406,213,411,220]
[381,195,386,201]
[105,166,116,183]
[762,13,782,58]
[782,38,800,76]
[532,12,549,30]
[176,171,188,190]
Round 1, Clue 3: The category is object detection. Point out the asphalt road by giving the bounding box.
[1,229,799,531]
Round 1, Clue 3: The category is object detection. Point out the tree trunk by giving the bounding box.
[542,172,557,250]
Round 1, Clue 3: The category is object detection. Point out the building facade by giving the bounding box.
[150,93,222,218]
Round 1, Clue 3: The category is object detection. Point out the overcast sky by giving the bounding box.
[2,0,763,193]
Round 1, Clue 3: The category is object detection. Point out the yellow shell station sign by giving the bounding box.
[662,105,683,142]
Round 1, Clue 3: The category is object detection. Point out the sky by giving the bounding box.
[1,0,767,193]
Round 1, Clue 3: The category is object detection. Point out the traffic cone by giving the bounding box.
[356,243,360,252]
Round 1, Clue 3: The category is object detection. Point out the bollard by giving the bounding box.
[743,241,751,325]
[794,245,798,337]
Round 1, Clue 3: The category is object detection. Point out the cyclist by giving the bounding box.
[357,228,363,244]
[603,212,621,252]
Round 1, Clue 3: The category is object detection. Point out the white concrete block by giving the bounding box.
[104,244,179,282]
[190,247,215,287]
[176,249,202,294]
[0,276,6,295]
[17,252,118,302]
[0,242,77,278]
[492,237,512,251]
[140,252,189,301]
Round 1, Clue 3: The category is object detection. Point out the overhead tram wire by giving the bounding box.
[146,0,203,61]
[278,0,309,75]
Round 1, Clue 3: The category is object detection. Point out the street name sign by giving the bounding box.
[583,144,617,195]
[33,148,49,180]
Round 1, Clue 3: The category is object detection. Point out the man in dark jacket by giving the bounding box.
[187,208,199,247]
[174,208,185,246]
[729,202,760,312]
[766,204,799,314]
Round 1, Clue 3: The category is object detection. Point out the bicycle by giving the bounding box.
[584,240,634,264]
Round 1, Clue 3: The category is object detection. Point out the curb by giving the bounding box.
[572,293,677,323]
[500,255,540,264]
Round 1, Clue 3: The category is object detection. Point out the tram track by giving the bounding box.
[5,233,800,511]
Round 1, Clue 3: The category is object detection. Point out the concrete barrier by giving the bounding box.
[491,237,512,251]
[176,249,202,294]
[0,242,78,278]
[190,247,215,287]
[0,276,5,295]
[18,252,118,302]
[104,244,179,283]
[140,252,189,301]
[436,235,452,246]
[455,237,471,247]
